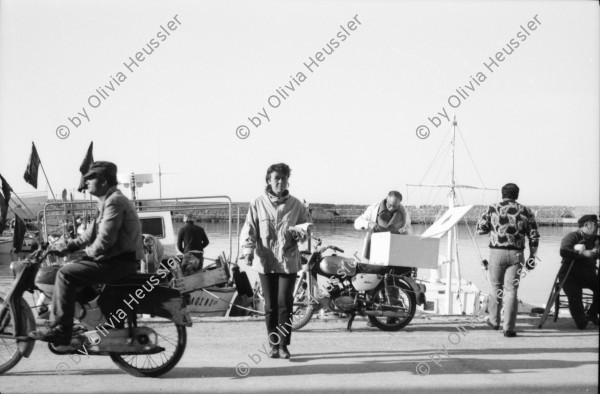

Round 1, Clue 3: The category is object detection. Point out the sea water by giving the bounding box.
[0,222,576,307]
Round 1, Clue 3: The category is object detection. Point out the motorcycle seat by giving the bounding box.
[356,263,391,275]
[107,273,160,286]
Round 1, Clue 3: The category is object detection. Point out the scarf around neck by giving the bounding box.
[265,186,290,205]
[376,198,406,232]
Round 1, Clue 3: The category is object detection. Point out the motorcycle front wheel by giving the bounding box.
[109,318,186,378]
[0,296,32,374]
[291,273,315,331]
[367,281,416,331]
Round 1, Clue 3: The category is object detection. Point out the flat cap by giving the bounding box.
[577,214,598,226]
[83,161,117,179]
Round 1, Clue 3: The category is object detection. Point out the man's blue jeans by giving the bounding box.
[488,249,524,332]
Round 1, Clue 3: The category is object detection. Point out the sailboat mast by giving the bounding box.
[445,115,458,314]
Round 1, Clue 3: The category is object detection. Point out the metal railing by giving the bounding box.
[39,195,244,262]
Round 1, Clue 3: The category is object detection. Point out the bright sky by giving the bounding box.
[1,0,598,207]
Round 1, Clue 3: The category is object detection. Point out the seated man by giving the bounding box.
[30,161,144,344]
[558,214,599,329]
[354,190,413,275]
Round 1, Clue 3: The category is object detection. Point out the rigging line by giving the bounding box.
[7,200,34,220]
[429,146,452,191]
[8,191,37,219]
[418,124,453,185]
[462,216,492,287]
[423,165,452,207]
[456,125,487,188]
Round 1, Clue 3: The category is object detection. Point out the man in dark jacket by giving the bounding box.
[177,215,209,270]
[559,214,599,329]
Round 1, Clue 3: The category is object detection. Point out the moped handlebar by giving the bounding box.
[317,245,345,254]
[28,247,62,263]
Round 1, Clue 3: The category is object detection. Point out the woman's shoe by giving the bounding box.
[269,345,280,358]
[279,345,291,359]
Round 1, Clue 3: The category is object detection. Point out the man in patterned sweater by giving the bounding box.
[477,183,540,338]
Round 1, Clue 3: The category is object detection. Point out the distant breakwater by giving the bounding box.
[174,203,599,227]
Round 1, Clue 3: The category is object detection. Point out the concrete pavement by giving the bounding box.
[1,313,598,394]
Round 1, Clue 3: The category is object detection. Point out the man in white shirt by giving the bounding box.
[355,190,412,260]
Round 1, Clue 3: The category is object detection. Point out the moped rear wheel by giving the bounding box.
[109,319,186,377]
[0,297,26,374]
[291,275,315,331]
[367,282,416,331]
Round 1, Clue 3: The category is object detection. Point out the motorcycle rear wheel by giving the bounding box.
[367,282,416,331]
[109,318,186,377]
[291,275,315,331]
[0,296,30,374]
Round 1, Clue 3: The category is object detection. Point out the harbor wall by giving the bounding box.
[174,203,599,227]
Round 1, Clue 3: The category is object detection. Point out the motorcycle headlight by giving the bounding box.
[144,237,155,247]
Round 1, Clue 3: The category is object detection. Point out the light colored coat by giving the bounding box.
[240,191,310,274]
[71,187,144,261]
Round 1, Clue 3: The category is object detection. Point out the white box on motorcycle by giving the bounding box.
[369,205,474,269]
[369,233,439,269]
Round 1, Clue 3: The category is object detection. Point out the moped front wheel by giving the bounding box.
[367,281,416,331]
[109,318,186,378]
[0,296,30,374]
[291,275,315,331]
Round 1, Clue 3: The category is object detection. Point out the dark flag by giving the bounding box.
[0,193,7,234]
[24,142,41,189]
[0,174,11,234]
[78,142,94,192]
[13,214,26,252]
[0,174,11,204]
[62,189,68,202]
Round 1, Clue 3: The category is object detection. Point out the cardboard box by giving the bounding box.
[369,233,440,269]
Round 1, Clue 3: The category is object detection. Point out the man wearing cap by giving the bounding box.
[558,214,599,329]
[477,183,540,337]
[30,161,144,344]
[177,214,209,272]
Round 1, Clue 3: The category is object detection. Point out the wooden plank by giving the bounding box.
[173,265,229,294]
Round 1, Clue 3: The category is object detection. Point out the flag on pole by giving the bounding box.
[0,195,7,234]
[0,174,11,206]
[78,142,94,192]
[13,214,27,252]
[0,174,11,234]
[23,142,41,189]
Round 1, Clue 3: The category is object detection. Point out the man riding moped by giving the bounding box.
[30,161,144,345]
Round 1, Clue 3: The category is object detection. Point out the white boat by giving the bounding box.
[408,116,497,316]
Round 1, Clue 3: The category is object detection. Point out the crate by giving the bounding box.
[369,233,440,269]
[172,256,230,294]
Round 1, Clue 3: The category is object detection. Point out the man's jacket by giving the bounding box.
[71,187,144,261]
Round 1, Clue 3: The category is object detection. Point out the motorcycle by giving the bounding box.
[0,244,199,377]
[290,235,426,331]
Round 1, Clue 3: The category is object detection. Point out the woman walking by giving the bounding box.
[239,163,310,359]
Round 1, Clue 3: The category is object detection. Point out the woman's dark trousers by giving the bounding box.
[258,272,297,346]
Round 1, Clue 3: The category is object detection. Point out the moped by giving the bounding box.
[0,244,227,377]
